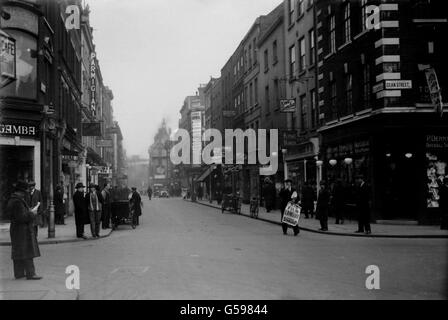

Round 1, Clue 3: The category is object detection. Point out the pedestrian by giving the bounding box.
[7,180,42,280]
[73,183,88,239]
[301,181,316,219]
[354,175,371,234]
[197,185,203,201]
[28,181,43,236]
[101,183,112,229]
[439,178,448,230]
[279,179,300,236]
[147,186,152,200]
[54,185,65,225]
[332,179,346,224]
[130,187,142,226]
[263,178,276,213]
[86,184,101,238]
[316,181,331,231]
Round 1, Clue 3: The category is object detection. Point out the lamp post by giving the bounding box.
[281,149,288,180]
[316,159,323,192]
[344,157,353,184]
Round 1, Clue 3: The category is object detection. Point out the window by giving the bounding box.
[329,15,336,53]
[309,29,315,65]
[363,64,371,108]
[248,45,252,67]
[310,89,316,128]
[300,94,307,131]
[249,82,253,107]
[291,113,297,130]
[265,85,270,113]
[298,0,305,17]
[264,49,269,72]
[299,37,306,72]
[254,78,258,104]
[274,79,279,109]
[289,45,296,77]
[345,74,353,114]
[343,1,351,43]
[288,0,295,25]
[253,38,257,65]
[330,80,337,119]
[361,0,368,31]
[273,40,278,64]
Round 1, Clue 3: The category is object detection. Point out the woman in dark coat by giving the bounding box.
[7,181,42,280]
[54,185,65,225]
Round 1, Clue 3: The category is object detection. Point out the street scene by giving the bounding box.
[1,0,448,302]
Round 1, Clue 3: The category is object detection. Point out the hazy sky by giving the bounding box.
[87,0,282,158]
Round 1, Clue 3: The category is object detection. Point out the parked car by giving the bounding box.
[160,190,169,198]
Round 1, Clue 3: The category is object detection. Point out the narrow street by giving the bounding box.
[1,198,446,300]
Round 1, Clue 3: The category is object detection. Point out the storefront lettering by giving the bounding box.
[0,124,36,136]
[426,135,448,149]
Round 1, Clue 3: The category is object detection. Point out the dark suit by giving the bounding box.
[355,182,371,232]
[316,188,331,231]
[279,187,300,235]
[301,185,316,218]
[130,191,142,226]
[54,188,65,224]
[73,191,87,238]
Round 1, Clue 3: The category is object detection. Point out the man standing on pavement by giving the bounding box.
[73,183,88,239]
[279,179,300,236]
[263,178,276,213]
[101,183,112,229]
[86,184,101,238]
[28,181,43,236]
[316,181,331,231]
[7,181,42,280]
[301,180,316,219]
[130,187,142,226]
[354,175,371,234]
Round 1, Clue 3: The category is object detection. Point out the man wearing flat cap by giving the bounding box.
[7,181,42,280]
[73,183,88,239]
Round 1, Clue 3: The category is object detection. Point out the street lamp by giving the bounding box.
[344,158,353,184]
[281,149,288,180]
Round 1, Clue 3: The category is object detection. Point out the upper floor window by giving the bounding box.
[345,74,353,113]
[329,15,336,53]
[363,64,371,108]
[298,0,305,17]
[288,0,295,25]
[361,0,368,32]
[289,45,297,77]
[300,94,307,131]
[343,1,351,43]
[273,40,278,64]
[264,49,269,72]
[309,29,315,65]
[299,37,306,72]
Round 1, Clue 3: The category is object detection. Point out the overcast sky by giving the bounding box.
[87,0,282,158]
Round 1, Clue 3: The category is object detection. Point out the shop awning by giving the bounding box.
[86,147,107,166]
[196,166,213,182]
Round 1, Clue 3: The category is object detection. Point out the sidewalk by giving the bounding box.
[193,199,448,238]
[0,216,113,246]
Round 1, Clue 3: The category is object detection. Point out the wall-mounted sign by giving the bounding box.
[372,82,384,94]
[90,52,96,110]
[385,80,412,90]
[424,68,444,116]
[223,110,236,117]
[82,122,102,136]
[96,139,113,148]
[0,29,16,88]
[282,130,299,147]
[0,122,37,137]
[280,99,296,113]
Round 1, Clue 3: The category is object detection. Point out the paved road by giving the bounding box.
[1,198,447,299]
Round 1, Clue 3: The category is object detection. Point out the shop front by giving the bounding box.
[0,121,41,220]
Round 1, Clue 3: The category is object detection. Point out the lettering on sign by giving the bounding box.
[0,124,37,136]
[90,52,97,110]
[385,80,412,90]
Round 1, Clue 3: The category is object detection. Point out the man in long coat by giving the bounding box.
[130,187,142,226]
[7,181,42,280]
[54,185,65,225]
[279,179,300,236]
[73,183,88,239]
[316,181,331,231]
[354,175,371,234]
[301,181,316,219]
[263,178,276,212]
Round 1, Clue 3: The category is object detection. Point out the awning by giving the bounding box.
[86,147,107,166]
[196,166,214,182]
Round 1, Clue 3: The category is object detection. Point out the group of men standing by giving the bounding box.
[273,175,372,235]
[73,183,112,239]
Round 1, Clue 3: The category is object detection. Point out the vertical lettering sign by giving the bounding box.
[0,30,16,87]
[90,52,96,111]
[425,68,444,117]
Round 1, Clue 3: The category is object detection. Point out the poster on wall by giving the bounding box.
[426,135,448,208]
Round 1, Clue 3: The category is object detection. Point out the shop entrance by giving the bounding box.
[0,146,34,220]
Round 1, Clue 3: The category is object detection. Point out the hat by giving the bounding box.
[284,179,292,183]
[29,181,36,187]
[14,180,29,192]
[131,187,137,191]
[76,182,85,189]
[89,183,96,188]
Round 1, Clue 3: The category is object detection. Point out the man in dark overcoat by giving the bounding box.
[263,178,276,212]
[130,187,142,226]
[301,181,316,219]
[54,185,65,225]
[354,175,371,234]
[73,183,88,239]
[279,179,300,236]
[316,181,331,231]
[7,181,42,280]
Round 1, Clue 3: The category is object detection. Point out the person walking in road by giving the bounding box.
[7,181,42,280]
[147,186,152,200]
[263,178,276,213]
[86,184,102,238]
[354,175,371,234]
[101,183,112,229]
[301,181,316,219]
[54,185,65,225]
[73,183,88,239]
[130,187,142,226]
[28,181,43,236]
[279,179,300,236]
[316,181,331,231]
[332,179,346,225]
